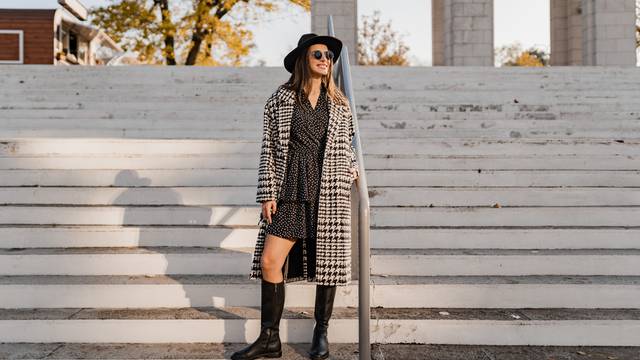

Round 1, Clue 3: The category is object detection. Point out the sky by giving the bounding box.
[5,0,551,66]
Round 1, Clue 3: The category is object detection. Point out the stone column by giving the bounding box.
[438,0,494,66]
[311,0,358,65]
[439,0,495,66]
[581,0,637,66]
[550,0,583,65]
[432,0,445,66]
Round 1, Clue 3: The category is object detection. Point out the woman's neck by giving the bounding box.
[304,79,323,95]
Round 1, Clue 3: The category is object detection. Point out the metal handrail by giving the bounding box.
[327,15,371,360]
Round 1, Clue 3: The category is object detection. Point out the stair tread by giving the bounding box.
[2,247,640,256]
[0,246,255,255]
[1,342,636,360]
[371,248,640,255]
[1,247,639,256]
[0,307,639,321]
[1,274,639,285]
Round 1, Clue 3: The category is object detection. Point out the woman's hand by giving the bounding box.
[262,200,277,224]
[350,168,359,182]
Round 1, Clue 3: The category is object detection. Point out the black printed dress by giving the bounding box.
[265,84,329,277]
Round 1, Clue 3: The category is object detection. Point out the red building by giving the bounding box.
[0,0,121,65]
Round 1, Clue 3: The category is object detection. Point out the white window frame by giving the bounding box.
[0,30,24,64]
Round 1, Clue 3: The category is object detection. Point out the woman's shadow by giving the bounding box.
[112,169,255,356]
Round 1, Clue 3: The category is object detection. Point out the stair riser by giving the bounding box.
[0,319,637,345]
[0,284,638,308]
[0,254,637,276]
[373,255,640,276]
[4,206,639,226]
[0,156,637,170]
[1,228,637,249]
[3,109,639,121]
[2,188,640,207]
[1,125,638,139]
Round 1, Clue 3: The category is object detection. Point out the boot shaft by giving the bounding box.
[313,284,337,328]
[261,278,286,331]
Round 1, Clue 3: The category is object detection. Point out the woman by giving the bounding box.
[231,33,359,360]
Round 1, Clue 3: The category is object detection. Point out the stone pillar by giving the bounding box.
[432,0,445,66]
[550,0,583,65]
[440,0,494,66]
[311,0,358,65]
[581,0,637,66]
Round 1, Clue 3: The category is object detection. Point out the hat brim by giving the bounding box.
[284,35,342,73]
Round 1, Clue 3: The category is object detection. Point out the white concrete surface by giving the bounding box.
[0,65,638,346]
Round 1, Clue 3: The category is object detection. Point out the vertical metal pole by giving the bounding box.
[328,15,371,360]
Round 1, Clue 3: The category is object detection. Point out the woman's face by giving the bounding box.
[306,43,331,77]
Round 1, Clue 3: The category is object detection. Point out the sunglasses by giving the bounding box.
[310,49,334,61]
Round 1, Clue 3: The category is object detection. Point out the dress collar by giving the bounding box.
[298,83,326,111]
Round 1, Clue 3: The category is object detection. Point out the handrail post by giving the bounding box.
[328,15,371,360]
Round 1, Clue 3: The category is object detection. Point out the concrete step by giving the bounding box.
[0,169,639,186]
[3,100,639,116]
[0,154,636,170]
[1,138,635,155]
[0,247,638,276]
[2,65,639,85]
[0,226,636,250]
[0,138,638,156]
[3,107,639,122]
[2,77,639,93]
[0,205,639,226]
[2,186,639,207]
[1,120,639,139]
[371,249,640,276]
[1,117,639,130]
[372,206,640,227]
[0,342,637,360]
[0,306,638,345]
[2,95,640,110]
[0,274,638,309]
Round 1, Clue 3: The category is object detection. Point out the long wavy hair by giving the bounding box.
[282,44,350,108]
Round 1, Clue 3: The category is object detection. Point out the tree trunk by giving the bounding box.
[156,0,176,65]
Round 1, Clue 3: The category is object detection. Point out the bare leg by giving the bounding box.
[261,233,297,283]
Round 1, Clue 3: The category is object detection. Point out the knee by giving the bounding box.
[261,254,281,273]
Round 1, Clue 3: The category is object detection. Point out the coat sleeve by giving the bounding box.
[256,99,278,203]
[347,108,359,182]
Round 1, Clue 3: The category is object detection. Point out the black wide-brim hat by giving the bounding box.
[284,33,342,73]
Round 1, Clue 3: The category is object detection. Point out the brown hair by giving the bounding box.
[282,44,350,108]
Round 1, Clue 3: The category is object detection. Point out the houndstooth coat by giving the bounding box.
[249,84,358,286]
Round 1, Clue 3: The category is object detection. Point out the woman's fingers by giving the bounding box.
[266,203,272,224]
[263,200,277,224]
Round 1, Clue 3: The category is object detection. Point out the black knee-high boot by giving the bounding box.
[231,278,285,360]
[308,284,337,360]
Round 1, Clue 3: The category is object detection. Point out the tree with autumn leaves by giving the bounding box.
[89,0,310,65]
[89,1,411,66]
[357,10,410,66]
[495,42,550,67]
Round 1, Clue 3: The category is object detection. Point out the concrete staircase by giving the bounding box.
[0,65,639,350]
